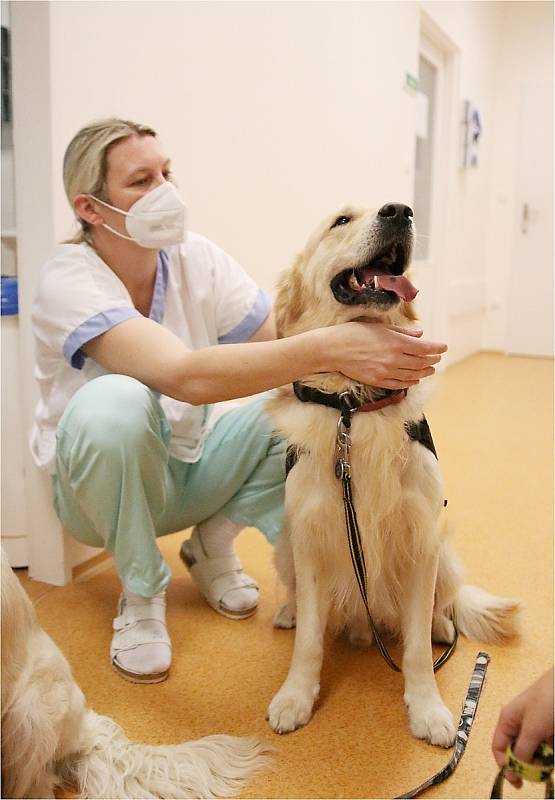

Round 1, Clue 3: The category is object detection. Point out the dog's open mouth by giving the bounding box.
[330,243,418,306]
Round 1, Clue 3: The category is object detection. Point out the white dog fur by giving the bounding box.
[1,551,269,799]
[266,205,519,746]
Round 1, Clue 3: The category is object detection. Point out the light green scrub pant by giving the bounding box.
[53,375,286,597]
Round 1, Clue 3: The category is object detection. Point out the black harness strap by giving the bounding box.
[285,444,302,476]
[293,381,408,414]
[293,381,347,410]
[406,418,438,459]
[286,418,439,475]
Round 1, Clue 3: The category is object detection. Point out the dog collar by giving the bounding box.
[292,382,407,414]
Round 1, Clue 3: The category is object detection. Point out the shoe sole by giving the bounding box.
[112,660,169,684]
[180,540,258,621]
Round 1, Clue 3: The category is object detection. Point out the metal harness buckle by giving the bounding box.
[335,415,352,480]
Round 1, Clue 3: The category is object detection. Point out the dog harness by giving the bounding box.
[286,383,441,473]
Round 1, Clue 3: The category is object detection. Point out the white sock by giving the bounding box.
[112,589,171,677]
[195,514,258,614]
[197,513,244,558]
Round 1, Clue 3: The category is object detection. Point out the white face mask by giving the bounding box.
[89,181,186,249]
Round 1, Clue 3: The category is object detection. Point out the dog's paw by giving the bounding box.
[432,613,456,644]
[406,697,456,748]
[273,603,296,629]
[266,685,317,734]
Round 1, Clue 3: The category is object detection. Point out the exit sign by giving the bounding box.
[405,72,419,91]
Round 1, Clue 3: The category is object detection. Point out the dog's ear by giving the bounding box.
[274,253,307,338]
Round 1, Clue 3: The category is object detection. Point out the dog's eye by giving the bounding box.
[331,215,351,229]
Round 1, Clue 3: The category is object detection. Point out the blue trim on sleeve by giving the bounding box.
[218,289,272,344]
[149,250,169,323]
[63,307,141,369]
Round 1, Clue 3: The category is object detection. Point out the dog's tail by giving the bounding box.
[61,710,271,799]
[436,541,520,643]
[453,584,520,643]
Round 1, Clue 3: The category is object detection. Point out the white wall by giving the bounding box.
[483,1,554,351]
[22,1,553,304]
[47,1,424,292]
[43,0,552,321]
[181,1,421,289]
[424,1,553,357]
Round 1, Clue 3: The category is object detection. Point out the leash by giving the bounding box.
[395,652,491,798]
[334,393,457,672]
[491,741,554,799]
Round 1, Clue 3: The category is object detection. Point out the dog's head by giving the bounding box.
[275,203,418,337]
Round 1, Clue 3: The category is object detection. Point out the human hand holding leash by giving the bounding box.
[492,667,554,789]
[329,321,448,389]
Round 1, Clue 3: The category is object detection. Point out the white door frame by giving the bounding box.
[11,1,99,584]
[415,13,459,362]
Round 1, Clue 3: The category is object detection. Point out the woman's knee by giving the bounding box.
[59,375,165,451]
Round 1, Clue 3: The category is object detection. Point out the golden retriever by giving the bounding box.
[1,551,269,799]
[265,204,519,746]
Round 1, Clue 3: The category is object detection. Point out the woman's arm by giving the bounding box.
[246,311,277,342]
[83,315,446,404]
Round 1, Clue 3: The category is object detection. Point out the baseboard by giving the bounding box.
[72,550,111,582]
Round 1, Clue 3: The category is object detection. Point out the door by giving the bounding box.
[506,83,554,357]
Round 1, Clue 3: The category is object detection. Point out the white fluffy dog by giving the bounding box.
[1,552,269,799]
[266,204,519,746]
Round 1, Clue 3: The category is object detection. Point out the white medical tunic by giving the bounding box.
[31,235,272,473]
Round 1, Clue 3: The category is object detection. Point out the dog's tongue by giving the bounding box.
[375,273,418,301]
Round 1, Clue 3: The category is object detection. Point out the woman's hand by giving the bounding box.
[325,321,447,389]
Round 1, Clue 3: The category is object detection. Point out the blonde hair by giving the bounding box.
[63,117,157,244]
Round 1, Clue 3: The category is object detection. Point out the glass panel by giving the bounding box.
[413,55,436,260]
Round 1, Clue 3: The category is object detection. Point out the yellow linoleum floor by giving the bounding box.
[16,353,553,799]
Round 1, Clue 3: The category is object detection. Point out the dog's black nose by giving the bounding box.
[378,203,413,221]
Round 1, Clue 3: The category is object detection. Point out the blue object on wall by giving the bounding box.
[1,276,18,315]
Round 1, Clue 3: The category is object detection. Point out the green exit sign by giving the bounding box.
[405,72,419,91]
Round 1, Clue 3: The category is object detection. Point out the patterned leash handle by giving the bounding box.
[394,652,491,799]
[491,742,554,799]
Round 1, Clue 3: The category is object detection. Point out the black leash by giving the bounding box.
[334,395,457,673]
